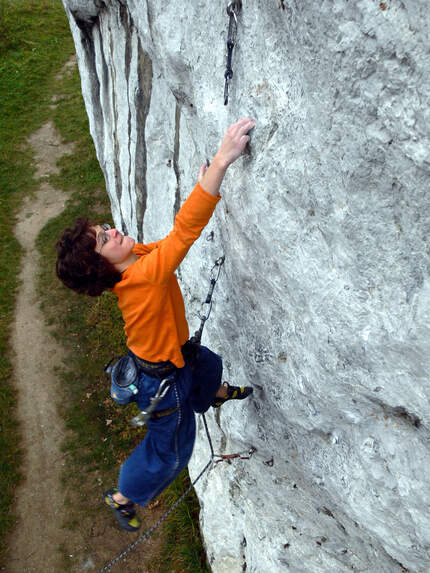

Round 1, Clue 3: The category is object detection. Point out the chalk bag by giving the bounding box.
[105,355,139,405]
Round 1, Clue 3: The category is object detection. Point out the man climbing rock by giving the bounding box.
[55,117,256,531]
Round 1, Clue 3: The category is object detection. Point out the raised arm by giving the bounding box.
[198,117,256,196]
[138,117,256,283]
[137,185,219,283]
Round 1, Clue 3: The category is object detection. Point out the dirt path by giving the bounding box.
[6,120,79,572]
[5,58,167,573]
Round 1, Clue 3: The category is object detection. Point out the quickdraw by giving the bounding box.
[214,447,257,464]
[190,255,225,345]
[224,1,242,105]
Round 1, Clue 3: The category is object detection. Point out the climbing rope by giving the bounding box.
[224,1,242,105]
[96,257,255,572]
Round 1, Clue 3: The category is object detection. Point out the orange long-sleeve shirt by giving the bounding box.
[112,183,220,368]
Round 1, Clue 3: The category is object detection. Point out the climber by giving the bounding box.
[55,117,256,532]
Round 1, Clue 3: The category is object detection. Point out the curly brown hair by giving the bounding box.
[55,218,122,296]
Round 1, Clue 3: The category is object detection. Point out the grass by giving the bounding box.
[158,470,211,572]
[0,0,74,560]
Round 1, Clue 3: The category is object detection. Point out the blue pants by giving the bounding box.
[118,346,222,506]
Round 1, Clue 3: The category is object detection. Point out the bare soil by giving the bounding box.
[7,120,75,572]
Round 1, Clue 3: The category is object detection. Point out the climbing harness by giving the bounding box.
[224,1,242,105]
[96,256,256,572]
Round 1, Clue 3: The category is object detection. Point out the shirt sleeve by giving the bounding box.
[132,240,162,256]
[134,183,220,284]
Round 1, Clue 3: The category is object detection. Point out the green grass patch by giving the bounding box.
[158,470,211,572]
[0,0,74,561]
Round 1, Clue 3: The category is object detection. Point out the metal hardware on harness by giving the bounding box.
[224,1,241,105]
[130,376,174,427]
[191,256,225,345]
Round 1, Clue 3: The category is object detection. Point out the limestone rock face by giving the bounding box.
[62,1,430,571]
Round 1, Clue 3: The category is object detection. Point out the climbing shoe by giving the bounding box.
[103,488,141,532]
[211,382,253,408]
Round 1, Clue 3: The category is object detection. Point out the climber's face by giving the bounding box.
[93,224,136,267]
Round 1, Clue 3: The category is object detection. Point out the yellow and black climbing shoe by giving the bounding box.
[211,382,253,408]
[103,488,141,532]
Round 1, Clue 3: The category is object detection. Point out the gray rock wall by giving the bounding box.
[62,1,430,571]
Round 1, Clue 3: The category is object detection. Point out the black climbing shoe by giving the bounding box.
[103,488,141,532]
[211,382,253,408]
